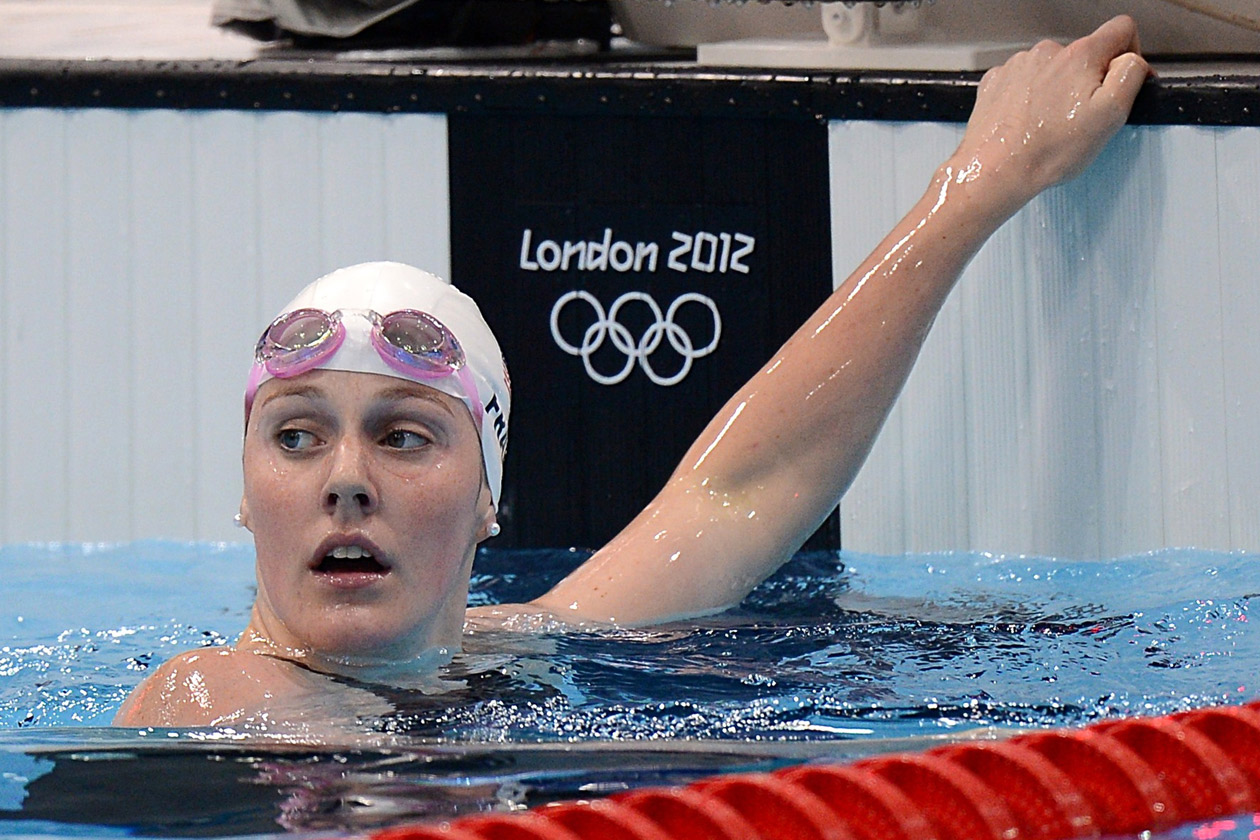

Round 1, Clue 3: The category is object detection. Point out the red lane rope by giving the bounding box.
[370,701,1260,840]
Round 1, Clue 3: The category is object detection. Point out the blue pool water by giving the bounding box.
[0,542,1257,836]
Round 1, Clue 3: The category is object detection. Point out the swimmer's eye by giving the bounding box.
[382,429,429,450]
[277,429,318,451]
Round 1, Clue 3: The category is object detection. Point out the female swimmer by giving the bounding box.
[116,16,1151,727]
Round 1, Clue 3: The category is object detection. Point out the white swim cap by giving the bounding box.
[246,262,510,507]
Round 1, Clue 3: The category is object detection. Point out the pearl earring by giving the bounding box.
[233,513,245,528]
[487,522,501,538]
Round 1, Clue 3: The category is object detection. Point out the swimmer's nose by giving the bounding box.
[322,438,377,518]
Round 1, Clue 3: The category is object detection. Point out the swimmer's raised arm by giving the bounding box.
[529,16,1150,625]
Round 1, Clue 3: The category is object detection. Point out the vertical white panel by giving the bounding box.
[129,110,196,537]
[256,111,325,322]
[1151,126,1230,548]
[319,113,388,270]
[959,204,1031,550]
[254,111,451,316]
[66,109,133,541]
[0,108,453,544]
[2,110,69,541]
[1087,128,1164,558]
[899,291,970,552]
[1219,127,1260,548]
[1021,178,1104,557]
[894,122,970,553]
[830,121,906,555]
[190,111,259,541]
[383,114,451,280]
[833,121,1250,558]
[0,112,7,545]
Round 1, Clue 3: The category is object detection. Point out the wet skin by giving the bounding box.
[532,16,1151,624]
[115,372,496,727]
[237,371,496,667]
[115,17,1151,728]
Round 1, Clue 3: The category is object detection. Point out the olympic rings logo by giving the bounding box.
[550,291,722,386]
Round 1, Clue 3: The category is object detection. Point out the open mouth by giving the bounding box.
[314,545,388,575]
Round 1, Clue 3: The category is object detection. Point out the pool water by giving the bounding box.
[0,542,1257,836]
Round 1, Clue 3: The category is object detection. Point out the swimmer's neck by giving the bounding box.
[235,615,459,685]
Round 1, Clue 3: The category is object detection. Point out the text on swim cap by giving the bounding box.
[485,394,508,456]
[519,229,756,275]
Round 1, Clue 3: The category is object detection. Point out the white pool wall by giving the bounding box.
[832,121,1260,558]
[0,108,450,543]
[2,109,1258,559]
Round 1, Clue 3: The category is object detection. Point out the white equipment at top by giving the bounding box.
[610,0,1260,71]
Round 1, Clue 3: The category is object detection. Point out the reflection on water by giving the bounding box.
[0,542,1257,836]
[2,734,859,836]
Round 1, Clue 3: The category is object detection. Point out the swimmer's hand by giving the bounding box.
[951,15,1151,217]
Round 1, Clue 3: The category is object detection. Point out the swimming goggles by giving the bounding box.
[249,308,483,424]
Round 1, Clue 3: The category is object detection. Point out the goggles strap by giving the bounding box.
[453,365,484,427]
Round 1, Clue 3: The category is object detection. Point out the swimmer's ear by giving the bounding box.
[237,497,253,533]
[475,485,498,543]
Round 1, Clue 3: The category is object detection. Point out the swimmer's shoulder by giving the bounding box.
[113,645,312,727]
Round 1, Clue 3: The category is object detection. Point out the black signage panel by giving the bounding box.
[450,113,837,550]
